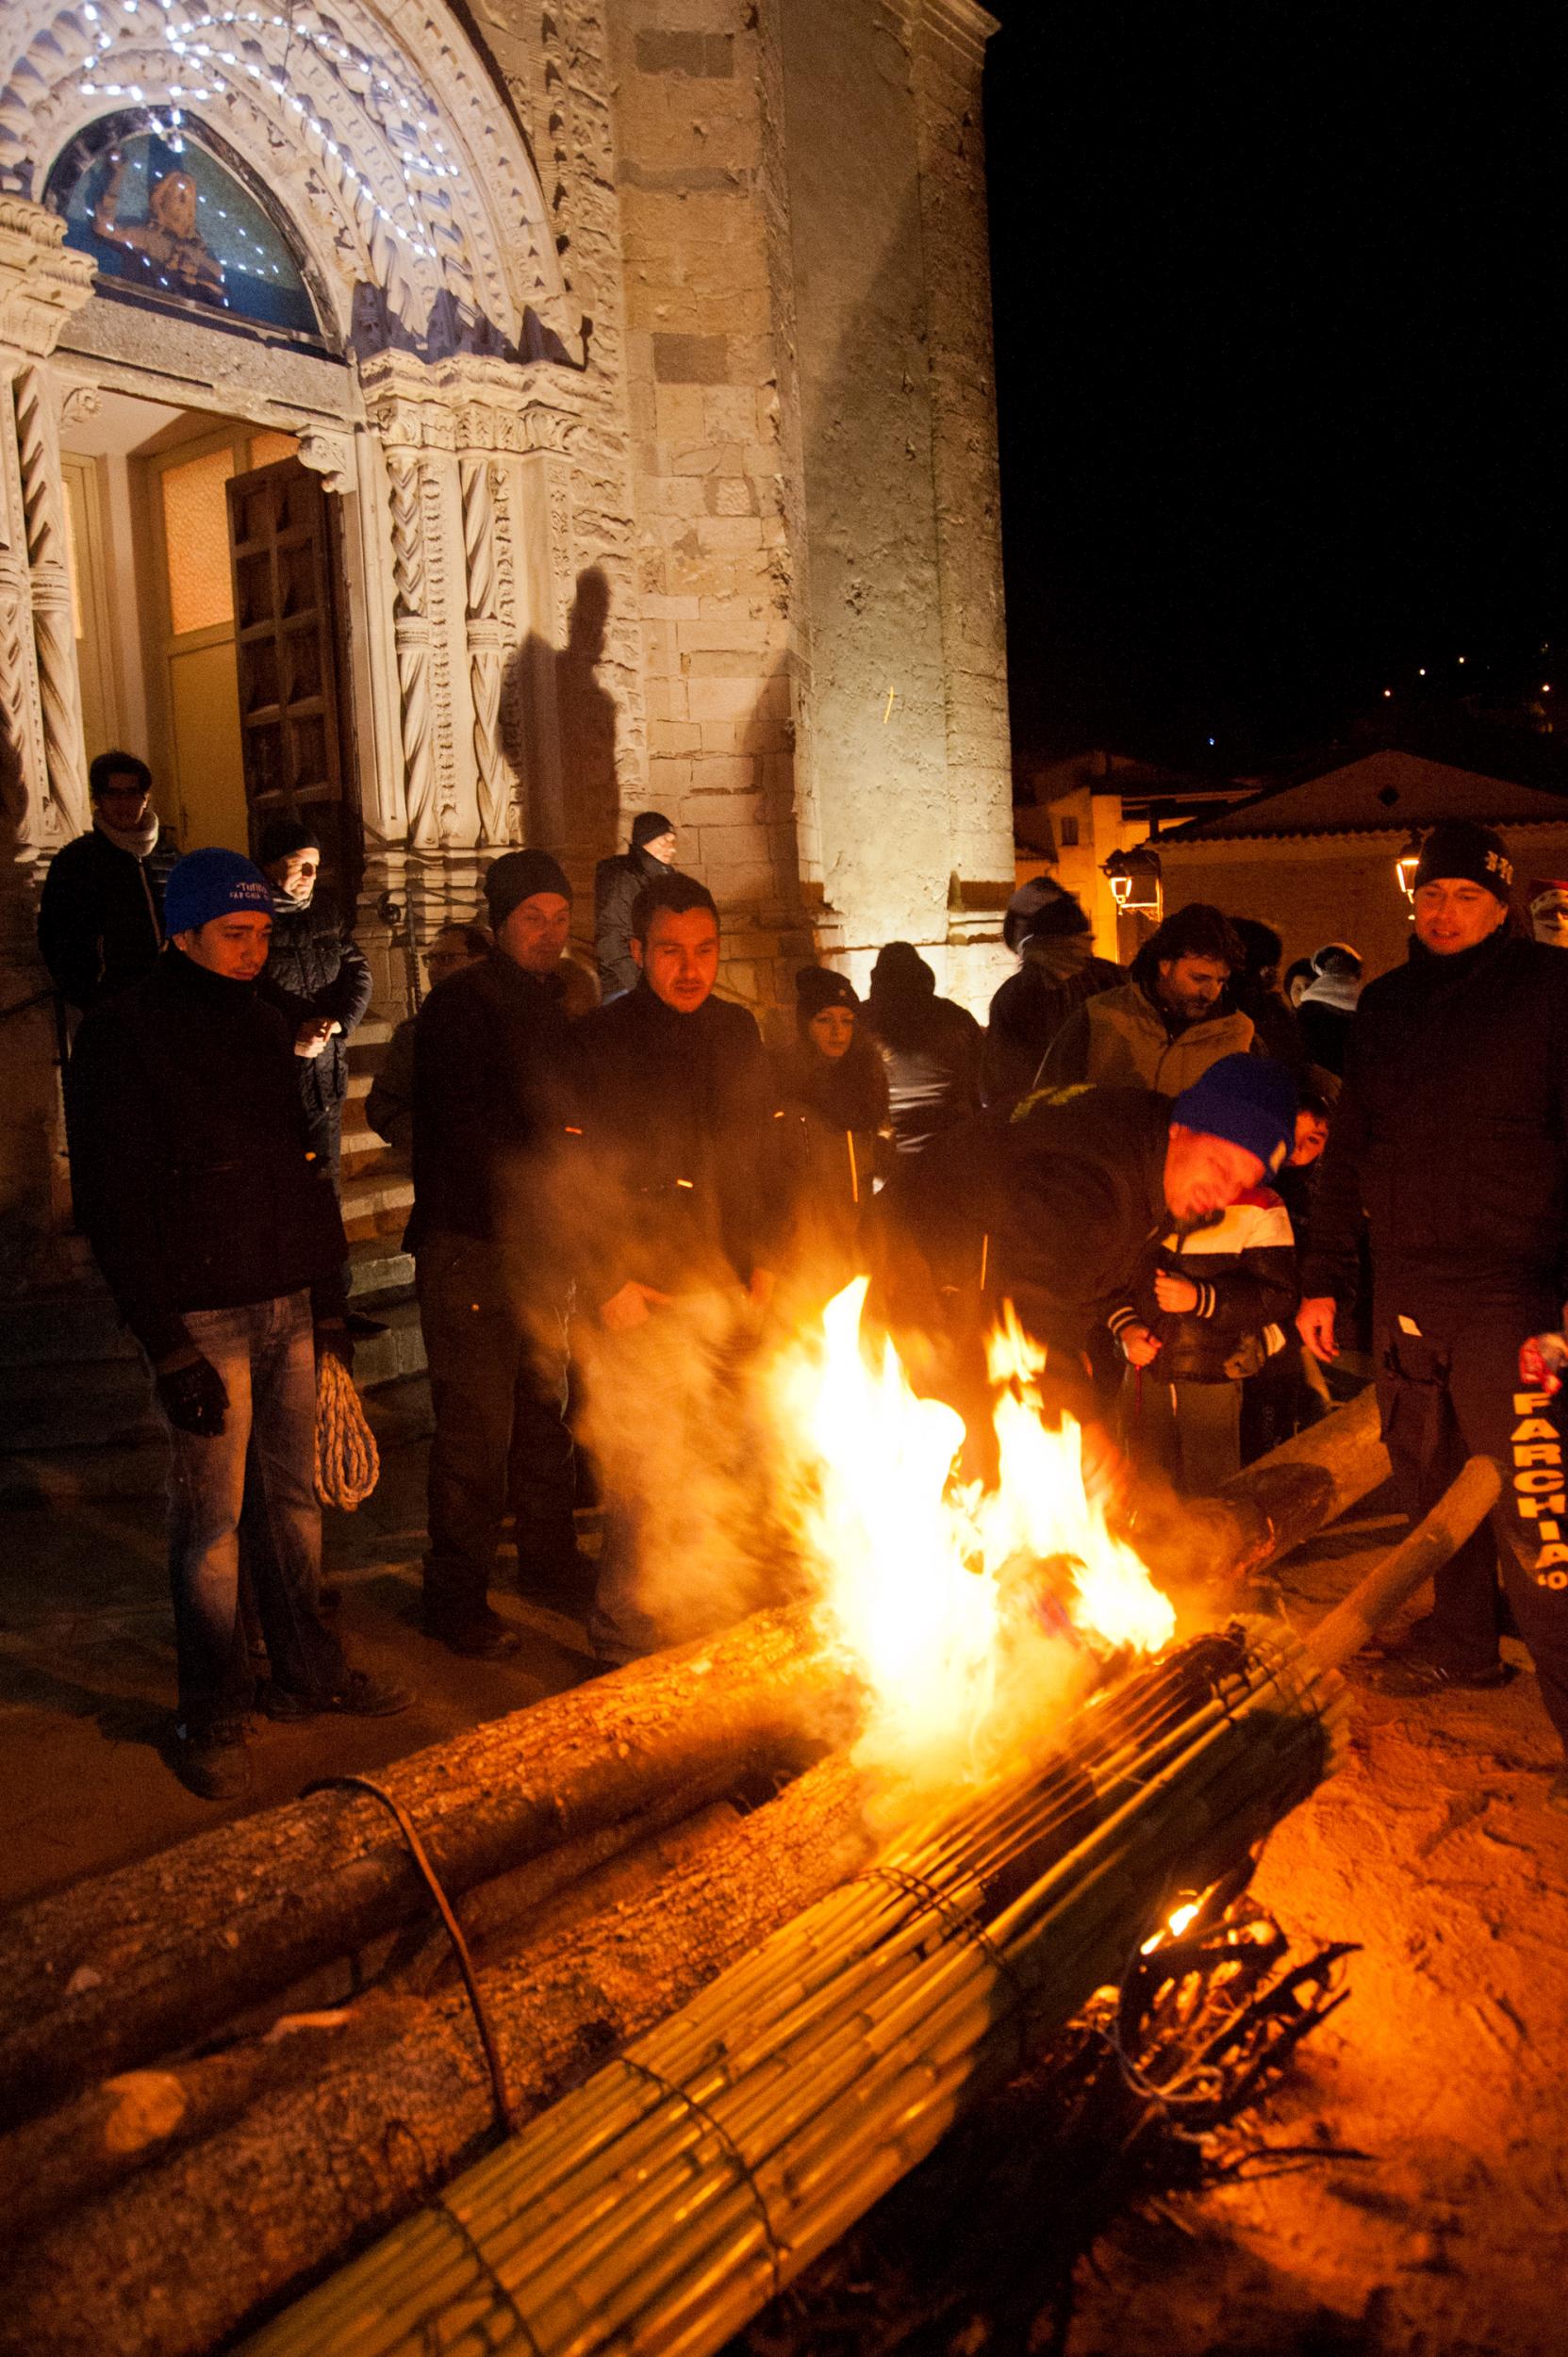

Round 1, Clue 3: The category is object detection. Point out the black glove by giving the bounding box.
[156,1354,229,1438]
[315,1322,355,1377]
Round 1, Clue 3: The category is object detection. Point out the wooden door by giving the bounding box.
[225,456,359,898]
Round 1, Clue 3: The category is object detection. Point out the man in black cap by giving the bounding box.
[1298,819,1568,1802]
[593,811,681,1000]
[409,849,585,1656]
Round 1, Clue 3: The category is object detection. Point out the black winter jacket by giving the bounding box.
[865,995,984,1155]
[1302,931,1568,1310]
[1108,1187,1297,1383]
[66,948,347,1362]
[407,952,577,1270]
[593,848,684,999]
[37,824,180,1011]
[256,889,372,1115]
[569,984,775,1304]
[982,946,1124,1107]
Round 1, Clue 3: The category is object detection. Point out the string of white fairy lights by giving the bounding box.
[64,0,457,269]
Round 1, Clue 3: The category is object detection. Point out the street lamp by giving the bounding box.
[1395,832,1424,903]
[1103,846,1163,919]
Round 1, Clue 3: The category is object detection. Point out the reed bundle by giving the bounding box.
[244,1620,1345,2357]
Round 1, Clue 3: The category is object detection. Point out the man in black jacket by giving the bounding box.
[569,871,777,1659]
[982,884,1122,1109]
[38,750,179,1013]
[410,850,583,1656]
[1298,820,1568,1797]
[255,817,373,1182]
[593,809,680,999]
[67,849,404,1799]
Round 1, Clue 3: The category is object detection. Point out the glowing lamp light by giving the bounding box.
[1395,831,1424,903]
[1103,846,1163,918]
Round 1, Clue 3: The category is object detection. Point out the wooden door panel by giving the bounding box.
[224,455,359,898]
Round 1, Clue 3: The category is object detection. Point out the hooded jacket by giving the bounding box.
[1033,948,1254,1096]
[982,936,1124,1106]
[1294,967,1361,1079]
[1302,930,1568,1310]
[66,948,347,1361]
[864,948,983,1154]
[38,822,181,1012]
[256,886,373,1116]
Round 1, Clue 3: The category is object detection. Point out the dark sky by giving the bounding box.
[983,3,1563,773]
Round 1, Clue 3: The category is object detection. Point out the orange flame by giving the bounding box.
[776,1281,1175,1779]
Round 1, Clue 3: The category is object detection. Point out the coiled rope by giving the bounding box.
[314,1351,380,1510]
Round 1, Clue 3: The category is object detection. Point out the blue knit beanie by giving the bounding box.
[1170,1054,1297,1175]
[164,848,273,936]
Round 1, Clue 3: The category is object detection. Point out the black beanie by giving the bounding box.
[485,849,572,927]
[631,810,675,851]
[1412,821,1514,904]
[795,964,859,1026]
[256,816,321,869]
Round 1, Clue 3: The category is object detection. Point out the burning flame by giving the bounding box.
[778,1281,1175,1778]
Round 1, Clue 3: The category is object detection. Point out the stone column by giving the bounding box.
[13,360,89,849]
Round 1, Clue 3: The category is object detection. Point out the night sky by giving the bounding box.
[983,4,1563,774]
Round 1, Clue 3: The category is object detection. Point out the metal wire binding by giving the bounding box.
[302,1775,516,2135]
[615,2052,790,2299]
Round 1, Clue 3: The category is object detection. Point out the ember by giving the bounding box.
[774,1279,1175,1779]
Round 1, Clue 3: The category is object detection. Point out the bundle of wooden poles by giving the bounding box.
[0,1393,1489,2357]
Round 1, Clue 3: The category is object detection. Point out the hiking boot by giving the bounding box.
[170,1718,252,1801]
[264,1669,410,1721]
[422,1606,522,1660]
[1362,1654,1514,1696]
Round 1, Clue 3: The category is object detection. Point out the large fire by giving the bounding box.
[776,1279,1176,1778]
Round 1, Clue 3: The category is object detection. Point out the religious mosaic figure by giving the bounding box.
[91,158,224,304]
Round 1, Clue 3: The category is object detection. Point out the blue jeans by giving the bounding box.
[165,1292,344,1727]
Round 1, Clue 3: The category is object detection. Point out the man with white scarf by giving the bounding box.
[38,750,180,1013]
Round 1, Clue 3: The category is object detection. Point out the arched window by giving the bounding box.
[44,112,334,354]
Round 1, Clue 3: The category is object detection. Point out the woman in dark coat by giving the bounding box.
[772,966,892,1309]
[255,817,372,1181]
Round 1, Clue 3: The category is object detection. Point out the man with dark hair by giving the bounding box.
[593,809,683,999]
[254,817,372,1184]
[66,848,405,1799]
[1034,901,1252,1094]
[569,870,777,1659]
[982,882,1123,1108]
[1229,916,1307,1069]
[1297,820,1568,1807]
[409,850,585,1656]
[38,750,179,1012]
[365,923,492,1160]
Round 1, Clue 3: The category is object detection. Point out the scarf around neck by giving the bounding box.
[93,807,159,861]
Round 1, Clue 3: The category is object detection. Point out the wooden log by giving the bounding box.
[1307,1454,1501,1672]
[0,1602,840,2129]
[0,1754,875,2357]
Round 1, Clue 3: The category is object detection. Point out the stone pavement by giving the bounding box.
[0,1376,599,1910]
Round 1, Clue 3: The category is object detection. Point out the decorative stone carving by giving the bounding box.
[359,350,584,458]
[387,452,438,851]
[461,453,515,846]
[58,382,99,430]
[0,196,93,360]
[296,429,355,499]
[13,362,86,841]
[0,4,584,367]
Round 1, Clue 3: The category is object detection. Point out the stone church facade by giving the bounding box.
[0,0,1011,1271]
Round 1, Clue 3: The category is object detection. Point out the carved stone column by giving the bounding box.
[459,453,517,848]
[13,362,88,847]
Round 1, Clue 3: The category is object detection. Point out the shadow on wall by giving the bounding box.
[502,565,620,881]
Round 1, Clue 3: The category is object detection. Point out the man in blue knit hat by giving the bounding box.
[67,848,406,1799]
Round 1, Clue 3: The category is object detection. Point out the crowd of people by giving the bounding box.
[35,758,1568,1816]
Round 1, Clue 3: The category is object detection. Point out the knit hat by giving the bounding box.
[1004,877,1090,951]
[1170,1053,1297,1177]
[631,810,675,851]
[795,964,859,1025]
[484,849,572,927]
[1527,878,1568,911]
[1311,940,1362,976]
[163,848,273,936]
[868,941,935,999]
[1411,820,1515,904]
[255,815,321,869]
